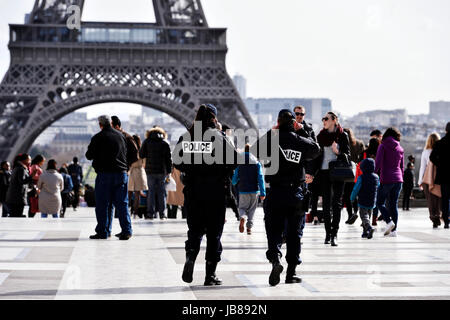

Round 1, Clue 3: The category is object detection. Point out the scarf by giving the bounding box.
[317,125,344,147]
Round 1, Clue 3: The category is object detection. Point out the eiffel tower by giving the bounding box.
[0,0,256,161]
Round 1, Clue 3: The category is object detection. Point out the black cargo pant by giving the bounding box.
[184,181,226,263]
[264,186,304,266]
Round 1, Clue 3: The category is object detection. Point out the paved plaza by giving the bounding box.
[0,206,449,300]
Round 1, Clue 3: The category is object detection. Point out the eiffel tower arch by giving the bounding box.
[0,0,256,161]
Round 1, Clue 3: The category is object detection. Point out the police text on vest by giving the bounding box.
[280,147,302,163]
[182,141,213,153]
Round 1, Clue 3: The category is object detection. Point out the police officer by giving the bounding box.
[173,104,239,286]
[252,109,320,286]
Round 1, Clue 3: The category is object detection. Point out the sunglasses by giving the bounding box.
[295,112,305,116]
[322,117,330,121]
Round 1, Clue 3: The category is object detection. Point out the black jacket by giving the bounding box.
[295,121,317,176]
[295,121,316,142]
[0,169,11,202]
[312,130,351,176]
[140,127,172,175]
[172,127,239,187]
[85,126,128,173]
[67,163,83,186]
[251,126,320,187]
[430,133,450,185]
[403,168,415,188]
[5,165,32,205]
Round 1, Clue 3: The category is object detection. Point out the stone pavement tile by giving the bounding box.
[0,206,449,300]
[0,270,65,300]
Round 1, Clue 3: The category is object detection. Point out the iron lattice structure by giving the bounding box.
[0,0,255,161]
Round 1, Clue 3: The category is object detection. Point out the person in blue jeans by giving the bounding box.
[375,127,404,237]
[85,115,132,240]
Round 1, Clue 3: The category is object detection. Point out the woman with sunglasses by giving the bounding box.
[313,112,350,246]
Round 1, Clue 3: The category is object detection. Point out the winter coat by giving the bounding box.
[167,167,184,206]
[232,152,266,196]
[61,173,73,194]
[430,134,450,185]
[85,126,128,173]
[350,158,380,209]
[37,169,64,214]
[252,126,320,187]
[128,158,148,191]
[139,127,172,175]
[295,121,317,176]
[6,165,32,206]
[312,128,350,175]
[0,169,11,202]
[375,137,404,184]
[295,121,316,141]
[67,163,83,186]
[403,168,415,188]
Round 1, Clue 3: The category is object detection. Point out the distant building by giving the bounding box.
[346,109,408,127]
[233,74,247,99]
[429,101,450,121]
[51,132,92,154]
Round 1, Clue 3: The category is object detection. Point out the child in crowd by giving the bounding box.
[351,158,380,239]
[232,144,266,235]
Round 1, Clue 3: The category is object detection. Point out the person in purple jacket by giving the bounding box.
[375,127,404,237]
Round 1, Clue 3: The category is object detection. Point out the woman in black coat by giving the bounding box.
[0,161,12,217]
[313,112,350,246]
[5,154,33,217]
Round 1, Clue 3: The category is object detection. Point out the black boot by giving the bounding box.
[285,264,302,284]
[331,235,338,247]
[269,261,284,286]
[324,233,331,244]
[182,255,196,283]
[204,261,222,286]
[347,214,358,225]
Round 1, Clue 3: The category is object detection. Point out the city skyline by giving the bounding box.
[0,0,449,118]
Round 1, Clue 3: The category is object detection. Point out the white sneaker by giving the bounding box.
[388,231,397,237]
[384,221,396,236]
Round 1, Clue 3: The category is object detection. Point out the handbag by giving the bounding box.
[329,160,356,182]
[421,161,441,198]
[165,175,177,192]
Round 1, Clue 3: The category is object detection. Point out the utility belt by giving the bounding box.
[269,181,301,188]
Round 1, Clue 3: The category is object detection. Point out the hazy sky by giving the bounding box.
[0,0,449,118]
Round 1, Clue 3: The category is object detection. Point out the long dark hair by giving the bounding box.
[31,154,45,166]
[365,138,380,158]
[132,135,142,150]
[343,128,356,146]
[47,159,57,170]
[382,127,401,142]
